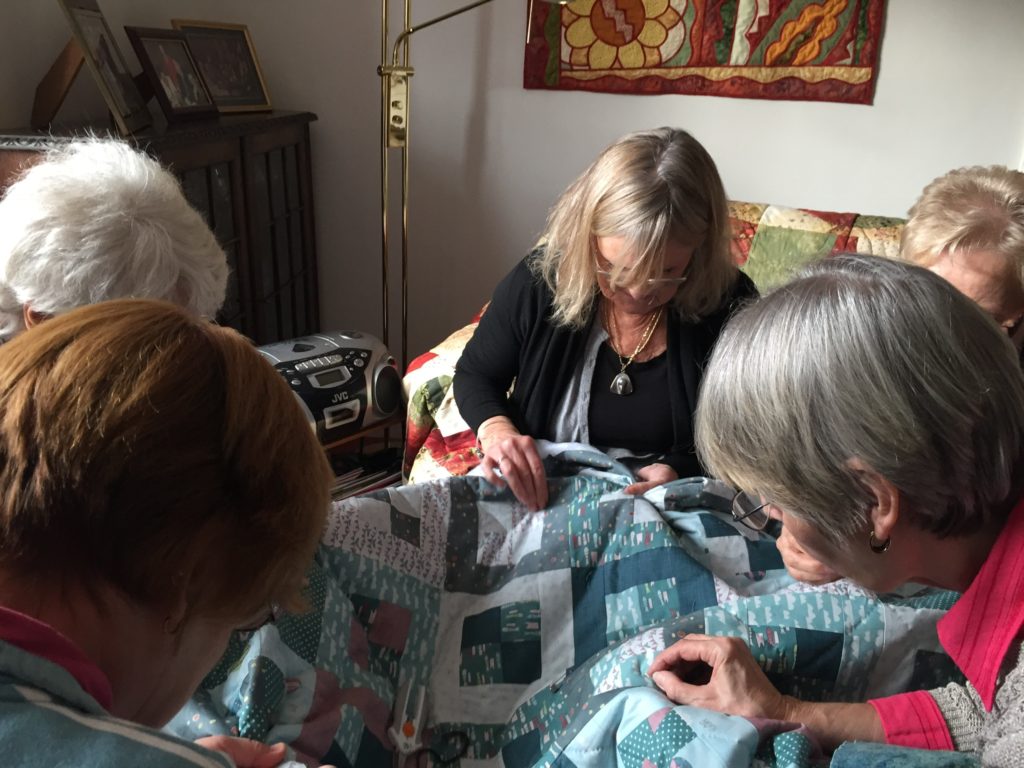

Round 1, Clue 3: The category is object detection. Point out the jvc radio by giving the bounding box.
[258,331,402,444]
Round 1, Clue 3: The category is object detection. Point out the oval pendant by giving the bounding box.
[610,372,633,396]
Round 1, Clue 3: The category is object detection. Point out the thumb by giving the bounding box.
[651,670,687,701]
[624,481,655,495]
[196,737,287,768]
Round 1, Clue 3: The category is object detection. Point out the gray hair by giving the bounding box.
[901,165,1024,279]
[533,127,738,328]
[695,253,1024,545]
[0,138,228,340]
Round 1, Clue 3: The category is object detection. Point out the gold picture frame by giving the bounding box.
[57,0,151,134]
[170,20,272,113]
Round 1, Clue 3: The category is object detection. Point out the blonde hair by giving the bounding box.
[0,300,330,621]
[901,165,1024,280]
[533,128,738,328]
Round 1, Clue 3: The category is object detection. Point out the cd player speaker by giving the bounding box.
[373,363,402,416]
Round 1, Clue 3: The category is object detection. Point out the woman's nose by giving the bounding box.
[625,284,655,303]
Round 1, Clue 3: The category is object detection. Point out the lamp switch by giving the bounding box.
[384,67,412,148]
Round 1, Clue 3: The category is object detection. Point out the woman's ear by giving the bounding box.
[162,572,192,636]
[22,305,50,330]
[848,457,900,540]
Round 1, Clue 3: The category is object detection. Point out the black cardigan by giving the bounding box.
[453,254,758,478]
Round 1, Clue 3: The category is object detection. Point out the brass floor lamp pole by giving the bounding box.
[379,0,565,368]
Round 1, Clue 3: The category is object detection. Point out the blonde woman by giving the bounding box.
[453,128,756,510]
[903,165,1024,347]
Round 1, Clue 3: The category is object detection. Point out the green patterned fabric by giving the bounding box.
[733,203,905,292]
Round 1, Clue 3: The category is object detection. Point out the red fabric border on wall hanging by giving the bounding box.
[524,0,888,105]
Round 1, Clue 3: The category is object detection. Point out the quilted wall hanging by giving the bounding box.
[524,0,887,104]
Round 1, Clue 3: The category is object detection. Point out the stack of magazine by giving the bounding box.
[329,446,402,500]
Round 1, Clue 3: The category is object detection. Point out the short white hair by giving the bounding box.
[902,165,1024,276]
[0,138,228,339]
[696,254,1024,545]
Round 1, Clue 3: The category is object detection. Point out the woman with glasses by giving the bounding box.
[775,165,1024,587]
[452,128,756,510]
[649,254,1024,764]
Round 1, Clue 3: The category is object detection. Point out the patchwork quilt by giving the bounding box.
[171,446,965,767]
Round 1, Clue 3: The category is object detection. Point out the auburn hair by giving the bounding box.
[0,300,330,621]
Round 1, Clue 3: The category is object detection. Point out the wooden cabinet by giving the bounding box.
[0,110,320,345]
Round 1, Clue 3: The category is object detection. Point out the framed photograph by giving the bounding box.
[170,20,272,113]
[57,0,150,135]
[124,27,217,122]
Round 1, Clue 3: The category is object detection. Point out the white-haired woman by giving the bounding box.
[904,165,1024,345]
[453,128,756,510]
[0,138,227,339]
[648,254,1024,765]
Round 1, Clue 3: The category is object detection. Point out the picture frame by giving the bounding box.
[124,27,217,122]
[56,0,151,135]
[170,20,272,113]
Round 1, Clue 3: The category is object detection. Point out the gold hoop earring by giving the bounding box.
[869,531,890,554]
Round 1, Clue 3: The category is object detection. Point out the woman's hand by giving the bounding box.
[195,736,336,768]
[648,634,885,752]
[624,462,677,495]
[777,524,841,584]
[478,417,548,511]
[648,633,790,721]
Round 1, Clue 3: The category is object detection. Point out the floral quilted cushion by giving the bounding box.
[734,202,904,292]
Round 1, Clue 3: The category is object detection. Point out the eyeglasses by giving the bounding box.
[731,491,771,531]
[594,259,689,290]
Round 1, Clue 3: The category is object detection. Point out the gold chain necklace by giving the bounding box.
[606,305,662,396]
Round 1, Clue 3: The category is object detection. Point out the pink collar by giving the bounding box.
[937,497,1024,711]
[0,605,113,710]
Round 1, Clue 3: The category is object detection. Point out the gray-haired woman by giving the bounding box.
[453,128,756,509]
[648,254,1024,765]
[777,165,1024,586]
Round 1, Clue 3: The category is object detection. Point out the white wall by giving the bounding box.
[3,1,1023,362]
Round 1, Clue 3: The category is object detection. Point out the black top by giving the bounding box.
[589,345,673,455]
[452,250,758,478]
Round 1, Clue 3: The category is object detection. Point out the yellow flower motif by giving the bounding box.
[561,0,685,71]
